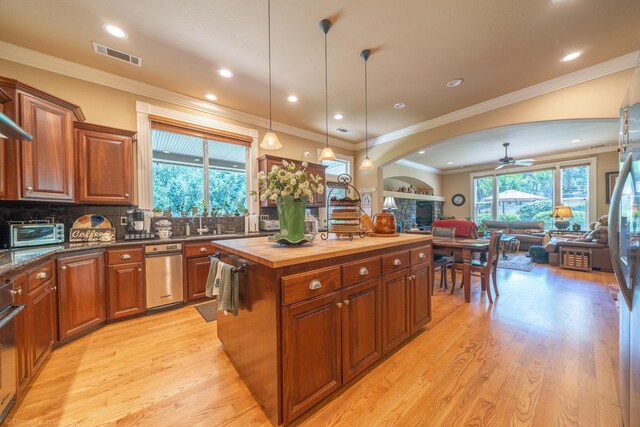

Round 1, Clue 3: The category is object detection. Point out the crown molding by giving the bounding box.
[0,41,355,151]
[394,159,442,174]
[439,144,617,175]
[356,50,640,151]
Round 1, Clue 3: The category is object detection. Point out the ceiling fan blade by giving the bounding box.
[514,160,534,166]
[495,163,507,170]
[516,159,535,163]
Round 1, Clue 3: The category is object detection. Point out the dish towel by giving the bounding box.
[217,263,239,316]
[205,257,220,298]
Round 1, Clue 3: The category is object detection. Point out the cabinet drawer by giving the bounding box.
[342,257,381,286]
[27,260,54,292]
[410,246,432,268]
[106,247,144,265]
[184,242,216,258]
[282,266,341,306]
[381,251,410,274]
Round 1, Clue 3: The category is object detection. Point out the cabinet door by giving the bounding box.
[107,262,145,319]
[11,273,30,396]
[410,266,432,334]
[19,93,74,201]
[283,291,341,423]
[187,256,212,301]
[58,252,106,340]
[76,126,133,204]
[0,138,5,199]
[382,268,410,354]
[27,280,57,376]
[341,278,381,384]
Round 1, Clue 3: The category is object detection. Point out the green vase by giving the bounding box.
[276,196,307,242]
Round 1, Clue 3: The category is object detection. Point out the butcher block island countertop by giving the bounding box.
[212,233,434,425]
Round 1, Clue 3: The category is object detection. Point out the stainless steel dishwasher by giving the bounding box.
[145,243,183,310]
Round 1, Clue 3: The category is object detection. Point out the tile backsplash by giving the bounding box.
[150,216,244,237]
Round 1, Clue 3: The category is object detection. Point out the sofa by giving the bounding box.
[544,237,613,272]
[481,220,550,251]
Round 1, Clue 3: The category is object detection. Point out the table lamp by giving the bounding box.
[551,205,573,230]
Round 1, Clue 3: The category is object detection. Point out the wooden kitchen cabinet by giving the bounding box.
[186,257,211,301]
[341,277,381,383]
[107,263,145,320]
[57,251,106,341]
[0,88,11,199]
[381,268,411,355]
[257,155,327,208]
[27,277,57,376]
[0,77,84,202]
[410,265,432,334]
[11,273,29,397]
[282,291,342,422]
[75,122,135,204]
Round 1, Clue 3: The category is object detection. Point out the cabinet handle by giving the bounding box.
[36,271,47,279]
[309,279,322,290]
[359,267,369,276]
[61,265,67,270]
[120,254,132,260]
[51,286,57,291]
[344,300,349,306]
[408,275,412,281]
[412,275,416,280]
[419,252,426,259]
[138,268,142,272]
[199,247,207,252]
[336,302,343,308]
[393,258,402,266]
[9,289,22,296]
[26,186,33,192]
[125,193,130,197]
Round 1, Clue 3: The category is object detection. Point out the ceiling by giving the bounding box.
[0,0,639,144]
[401,119,619,170]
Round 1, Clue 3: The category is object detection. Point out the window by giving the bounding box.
[322,158,350,177]
[472,160,594,230]
[152,129,247,215]
[561,165,589,230]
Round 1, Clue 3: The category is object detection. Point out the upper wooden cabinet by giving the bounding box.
[0,88,10,199]
[75,122,135,204]
[0,77,84,202]
[257,155,328,208]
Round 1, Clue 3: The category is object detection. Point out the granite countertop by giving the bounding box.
[212,233,433,268]
[0,232,271,277]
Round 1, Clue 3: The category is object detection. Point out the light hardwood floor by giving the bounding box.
[6,263,621,426]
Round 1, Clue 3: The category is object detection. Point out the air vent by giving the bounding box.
[92,42,142,66]
[335,127,352,134]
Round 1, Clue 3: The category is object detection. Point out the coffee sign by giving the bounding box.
[69,228,116,243]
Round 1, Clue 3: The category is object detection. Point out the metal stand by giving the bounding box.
[321,174,366,241]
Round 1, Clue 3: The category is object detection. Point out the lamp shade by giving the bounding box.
[551,206,573,219]
[260,131,282,150]
[382,196,398,210]
[318,146,337,161]
[359,157,375,170]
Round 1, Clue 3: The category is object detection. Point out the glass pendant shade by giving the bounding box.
[360,156,375,170]
[260,131,282,150]
[318,146,337,161]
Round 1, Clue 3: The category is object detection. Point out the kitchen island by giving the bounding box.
[212,234,433,425]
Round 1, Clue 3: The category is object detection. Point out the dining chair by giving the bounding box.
[451,231,502,303]
[431,227,456,294]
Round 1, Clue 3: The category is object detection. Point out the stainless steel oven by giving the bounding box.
[0,222,65,249]
[0,280,25,422]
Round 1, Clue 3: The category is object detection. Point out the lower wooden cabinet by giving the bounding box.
[27,277,57,377]
[410,266,432,334]
[57,252,106,341]
[107,262,145,319]
[381,268,411,354]
[12,273,30,396]
[283,291,342,423]
[186,257,211,301]
[341,278,381,383]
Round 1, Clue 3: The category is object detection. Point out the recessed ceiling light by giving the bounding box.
[394,103,405,109]
[218,68,233,78]
[571,139,582,143]
[333,113,343,120]
[448,161,454,165]
[287,95,298,103]
[205,93,217,101]
[104,24,128,39]
[562,51,582,62]
[162,150,170,154]
[446,78,464,88]
[418,151,425,154]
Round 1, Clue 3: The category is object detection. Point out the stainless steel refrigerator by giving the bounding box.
[610,56,640,427]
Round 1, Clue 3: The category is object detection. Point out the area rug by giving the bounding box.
[195,301,217,322]
[498,253,536,272]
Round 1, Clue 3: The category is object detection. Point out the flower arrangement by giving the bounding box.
[258,159,324,202]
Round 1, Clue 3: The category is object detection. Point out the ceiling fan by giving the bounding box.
[495,142,535,169]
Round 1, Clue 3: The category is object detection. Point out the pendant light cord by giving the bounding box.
[324,31,329,148]
[267,0,273,132]
[364,57,368,158]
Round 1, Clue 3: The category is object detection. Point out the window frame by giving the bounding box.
[469,157,596,226]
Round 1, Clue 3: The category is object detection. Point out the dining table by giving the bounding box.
[431,236,490,302]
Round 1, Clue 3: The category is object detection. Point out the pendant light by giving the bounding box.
[318,19,337,161]
[359,49,375,170]
[260,0,282,150]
